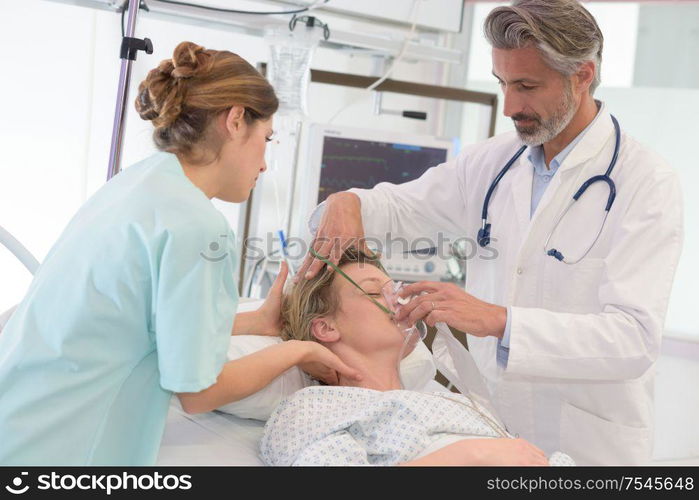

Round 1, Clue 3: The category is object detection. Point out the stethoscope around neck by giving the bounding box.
[477,115,620,265]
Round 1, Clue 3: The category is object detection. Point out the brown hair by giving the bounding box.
[135,41,278,162]
[280,247,385,342]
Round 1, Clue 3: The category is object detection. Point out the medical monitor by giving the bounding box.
[314,129,452,204]
[293,124,456,282]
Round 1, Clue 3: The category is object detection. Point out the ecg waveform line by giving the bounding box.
[322,155,390,170]
[320,176,379,190]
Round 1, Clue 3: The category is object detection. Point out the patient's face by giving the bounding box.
[329,262,406,355]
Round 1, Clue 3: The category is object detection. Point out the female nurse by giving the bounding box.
[0,41,359,466]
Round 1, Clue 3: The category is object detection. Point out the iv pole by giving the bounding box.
[106,0,153,181]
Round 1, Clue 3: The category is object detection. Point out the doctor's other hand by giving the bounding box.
[295,340,362,386]
[395,281,507,338]
[403,438,548,466]
[472,438,549,466]
[253,261,289,336]
[296,192,373,281]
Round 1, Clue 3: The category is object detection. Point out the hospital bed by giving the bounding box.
[158,380,451,466]
[159,400,266,466]
[158,295,454,466]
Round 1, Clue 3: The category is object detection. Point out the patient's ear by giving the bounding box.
[310,317,340,343]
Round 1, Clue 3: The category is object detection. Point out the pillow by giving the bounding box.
[399,340,438,391]
[217,335,437,421]
[216,335,312,420]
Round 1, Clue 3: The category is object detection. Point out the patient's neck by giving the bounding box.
[335,346,402,391]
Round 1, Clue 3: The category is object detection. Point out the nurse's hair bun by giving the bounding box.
[170,41,212,79]
[135,42,212,128]
[134,41,278,162]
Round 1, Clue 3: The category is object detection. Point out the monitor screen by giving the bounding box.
[317,136,449,203]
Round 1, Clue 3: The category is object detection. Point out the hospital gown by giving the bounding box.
[260,386,575,466]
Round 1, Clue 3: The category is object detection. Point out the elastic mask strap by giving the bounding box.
[309,248,392,316]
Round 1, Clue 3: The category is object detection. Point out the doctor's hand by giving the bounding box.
[295,341,362,386]
[296,192,374,281]
[395,281,507,338]
[470,438,549,466]
[402,438,548,466]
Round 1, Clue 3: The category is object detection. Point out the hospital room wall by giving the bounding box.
[0,1,96,314]
[0,0,448,313]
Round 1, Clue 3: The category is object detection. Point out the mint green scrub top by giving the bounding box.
[0,152,239,465]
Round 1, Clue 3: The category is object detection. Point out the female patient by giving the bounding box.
[260,248,574,466]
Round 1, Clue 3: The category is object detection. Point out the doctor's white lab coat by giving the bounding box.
[345,104,684,465]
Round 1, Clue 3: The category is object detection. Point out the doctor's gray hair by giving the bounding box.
[483,0,604,94]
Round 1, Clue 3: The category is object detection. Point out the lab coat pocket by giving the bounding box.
[560,402,650,465]
[544,257,606,313]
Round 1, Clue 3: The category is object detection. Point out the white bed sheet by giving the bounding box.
[157,381,450,466]
[158,400,266,465]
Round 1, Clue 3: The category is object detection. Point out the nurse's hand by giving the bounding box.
[297,341,362,386]
[253,261,289,336]
[233,262,289,336]
[394,281,507,338]
[296,192,373,281]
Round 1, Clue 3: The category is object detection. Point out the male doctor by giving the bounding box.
[298,0,683,465]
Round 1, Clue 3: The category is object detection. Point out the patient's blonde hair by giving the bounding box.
[281,247,384,342]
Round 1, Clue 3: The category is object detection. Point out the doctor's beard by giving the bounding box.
[511,80,577,147]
